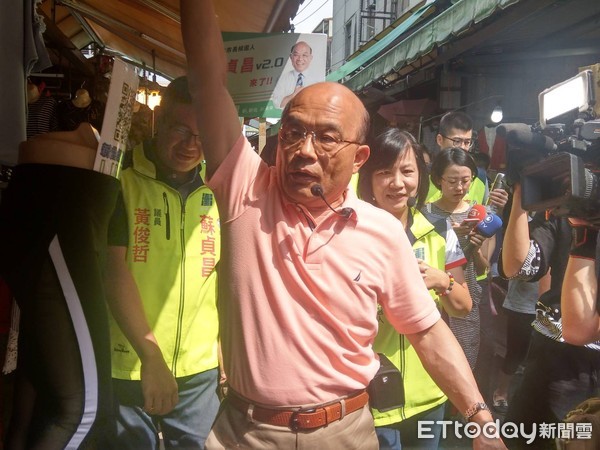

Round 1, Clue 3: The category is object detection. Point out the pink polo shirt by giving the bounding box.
[207,135,440,406]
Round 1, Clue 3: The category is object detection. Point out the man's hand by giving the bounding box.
[406,321,506,450]
[141,354,179,416]
[473,428,507,449]
[471,410,507,449]
[487,188,509,210]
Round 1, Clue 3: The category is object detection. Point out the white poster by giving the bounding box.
[223,32,327,118]
[93,58,139,178]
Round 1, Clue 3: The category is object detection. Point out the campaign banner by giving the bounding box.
[93,58,139,178]
[223,32,327,118]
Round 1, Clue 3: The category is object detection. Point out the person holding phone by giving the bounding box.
[423,148,492,369]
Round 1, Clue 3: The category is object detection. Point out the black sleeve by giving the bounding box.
[107,192,129,247]
[526,214,557,282]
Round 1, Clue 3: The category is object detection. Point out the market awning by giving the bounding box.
[39,0,303,80]
[342,0,522,92]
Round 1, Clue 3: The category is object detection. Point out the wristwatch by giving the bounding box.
[464,402,491,422]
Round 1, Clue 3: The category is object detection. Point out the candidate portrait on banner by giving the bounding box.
[271,41,319,109]
[224,32,326,118]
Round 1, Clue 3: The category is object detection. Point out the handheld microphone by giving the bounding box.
[460,204,487,228]
[467,204,487,222]
[407,197,417,208]
[463,213,503,257]
[310,184,353,219]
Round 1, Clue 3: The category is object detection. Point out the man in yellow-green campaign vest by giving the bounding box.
[426,111,508,273]
[105,77,220,449]
[426,111,487,204]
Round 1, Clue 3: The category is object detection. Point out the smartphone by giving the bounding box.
[490,172,506,192]
[460,218,480,228]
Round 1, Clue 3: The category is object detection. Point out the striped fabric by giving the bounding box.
[533,302,600,352]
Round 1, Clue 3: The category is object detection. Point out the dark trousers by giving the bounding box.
[505,333,600,449]
[0,165,120,449]
[501,309,535,375]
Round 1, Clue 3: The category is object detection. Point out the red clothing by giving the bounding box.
[478,126,507,171]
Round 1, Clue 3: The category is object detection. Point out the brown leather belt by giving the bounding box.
[228,390,369,431]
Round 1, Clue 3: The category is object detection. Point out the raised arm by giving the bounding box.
[500,183,531,277]
[180,0,242,178]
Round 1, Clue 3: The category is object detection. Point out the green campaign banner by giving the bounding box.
[223,32,327,118]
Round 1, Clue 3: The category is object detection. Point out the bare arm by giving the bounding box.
[180,0,242,178]
[407,320,506,449]
[473,246,490,277]
[474,233,496,276]
[418,260,472,317]
[500,183,531,277]
[562,256,600,345]
[104,246,178,415]
[442,265,472,318]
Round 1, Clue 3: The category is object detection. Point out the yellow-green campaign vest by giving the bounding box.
[110,144,220,380]
[372,209,447,426]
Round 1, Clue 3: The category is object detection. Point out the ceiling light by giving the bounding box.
[490,104,503,123]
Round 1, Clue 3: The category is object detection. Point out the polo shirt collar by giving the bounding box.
[285,186,360,225]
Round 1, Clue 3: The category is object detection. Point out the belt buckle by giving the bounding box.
[289,407,316,431]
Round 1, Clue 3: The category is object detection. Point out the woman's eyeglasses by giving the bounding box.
[441,177,472,187]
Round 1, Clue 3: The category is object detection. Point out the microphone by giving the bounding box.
[467,204,487,222]
[459,204,487,230]
[407,197,417,208]
[463,213,503,257]
[310,184,353,219]
[496,123,557,154]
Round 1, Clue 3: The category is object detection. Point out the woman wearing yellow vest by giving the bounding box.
[359,129,472,449]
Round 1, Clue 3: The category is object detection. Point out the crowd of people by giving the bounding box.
[0,0,599,448]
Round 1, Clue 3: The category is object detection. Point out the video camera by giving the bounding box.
[498,68,600,219]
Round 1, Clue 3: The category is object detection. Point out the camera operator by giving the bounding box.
[500,182,600,450]
[561,222,600,345]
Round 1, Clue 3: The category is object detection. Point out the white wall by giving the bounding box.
[331,0,361,71]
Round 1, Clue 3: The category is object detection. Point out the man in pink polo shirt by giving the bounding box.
[180,2,504,449]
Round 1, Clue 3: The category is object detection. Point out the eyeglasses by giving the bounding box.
[170,125,201,145]
[441,177,473,187]
[279,124,363,157]
[441,134,474,149]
